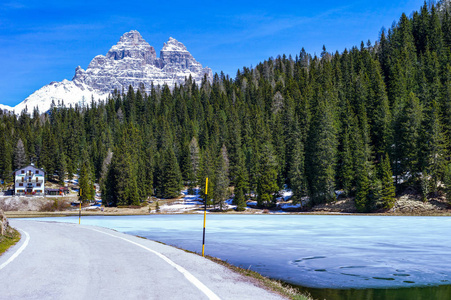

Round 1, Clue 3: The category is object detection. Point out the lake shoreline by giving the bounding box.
[5,208,451,218]
[3,190,450,218]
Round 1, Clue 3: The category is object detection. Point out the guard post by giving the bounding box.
[202,178,208,257]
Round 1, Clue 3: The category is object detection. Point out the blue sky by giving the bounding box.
[0,0,425,107]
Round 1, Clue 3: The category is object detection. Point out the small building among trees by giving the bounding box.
[13,164,45,195]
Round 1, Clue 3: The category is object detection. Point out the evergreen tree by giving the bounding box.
[103,157,117,207]
[257,143,278,208]
[100,149,113,205]
[141,146,154,199]
[423,98,446,194]
[393,92,423,186]
[287,121,306,205]
[55,148,67,185]
[306,97,338,204]
[233,147,249,211]
[354,130,371,212]
[39,125,57,180]
[79,156,95,202]
[379,153,396,209]
[188,137,200,194]
[339,126,354,196]
[212,145,230,210]
[0,129,13,183]
[371,63,393,160]
[444,163,451,205]
[420,170,429,203]
[115,152,139,205]
[442,64,451,156]
[355,164,370,212]
[198,146,214,206]
[155,147,182,199]
[14,139,27,170]
[338,100,358,197]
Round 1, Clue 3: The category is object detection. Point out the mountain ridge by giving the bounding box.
[11,30,212,114]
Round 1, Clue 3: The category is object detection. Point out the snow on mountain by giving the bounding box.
[14,80,107,114]
[8,30,213,114]
[0,104,13,110]
[0,104,13,114]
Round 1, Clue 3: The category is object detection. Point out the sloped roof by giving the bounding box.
[13,164,46,174]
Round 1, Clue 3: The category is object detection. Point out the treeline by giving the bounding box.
[2,2,451,211]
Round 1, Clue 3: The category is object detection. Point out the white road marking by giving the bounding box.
[0,230,30,270]
[88,228,221,300]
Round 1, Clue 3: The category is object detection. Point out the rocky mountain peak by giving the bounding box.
[12,30,213,114]
[119,30,144,44]
[106,30,157,62]
[162,37,188,52]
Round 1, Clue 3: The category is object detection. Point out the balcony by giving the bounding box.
[16,179,44,183]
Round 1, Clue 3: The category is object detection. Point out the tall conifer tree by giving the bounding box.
[257,143,278,208]
[14,139,27,170]
[379,153,396,209]
[212,145,230,210]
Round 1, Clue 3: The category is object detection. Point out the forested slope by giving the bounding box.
[1,2,451,212]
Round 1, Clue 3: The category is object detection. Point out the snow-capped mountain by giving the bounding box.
[12,30,213,114]
[0,104,13,113]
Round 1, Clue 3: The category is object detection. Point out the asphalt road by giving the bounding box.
[0,220,286,300]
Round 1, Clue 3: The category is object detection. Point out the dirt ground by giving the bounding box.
[309,193,451,216]
[1,195,201,218]
[311,199,358,213]
[388,194,450,215]
[0,196,75,212]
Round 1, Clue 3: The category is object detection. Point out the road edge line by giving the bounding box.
[0,230,30,270]
[89,227,221,300]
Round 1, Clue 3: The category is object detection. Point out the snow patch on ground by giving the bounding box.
[278,203,302,209]
[159,189,239,212]
[275,190,293,201]
[159,189,203,213]
[247,201,257,207]
[224,198,236,210]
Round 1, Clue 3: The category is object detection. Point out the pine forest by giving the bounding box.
[2,2,451,212]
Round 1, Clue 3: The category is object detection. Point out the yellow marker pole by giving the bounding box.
[202,178,208,257]
[79,188,82,224]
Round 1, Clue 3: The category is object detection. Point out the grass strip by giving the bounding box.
[0,228,21,256]
[205,255,314,300]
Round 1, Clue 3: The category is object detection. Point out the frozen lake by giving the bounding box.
[28,215,451,292]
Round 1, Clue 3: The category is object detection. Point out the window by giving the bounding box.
[22,177,24,182]
[28,178,31,182]
[36,170,39,174]
[19,183,23,187]
[21,170,24,174]
[36,190,42,193]
[37,183,41,187]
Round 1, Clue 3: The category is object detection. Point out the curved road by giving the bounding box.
[0,220,285,300]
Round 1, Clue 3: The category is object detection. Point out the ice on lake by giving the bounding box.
[29,215,451,289]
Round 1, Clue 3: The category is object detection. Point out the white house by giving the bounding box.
[14,164,45,196]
